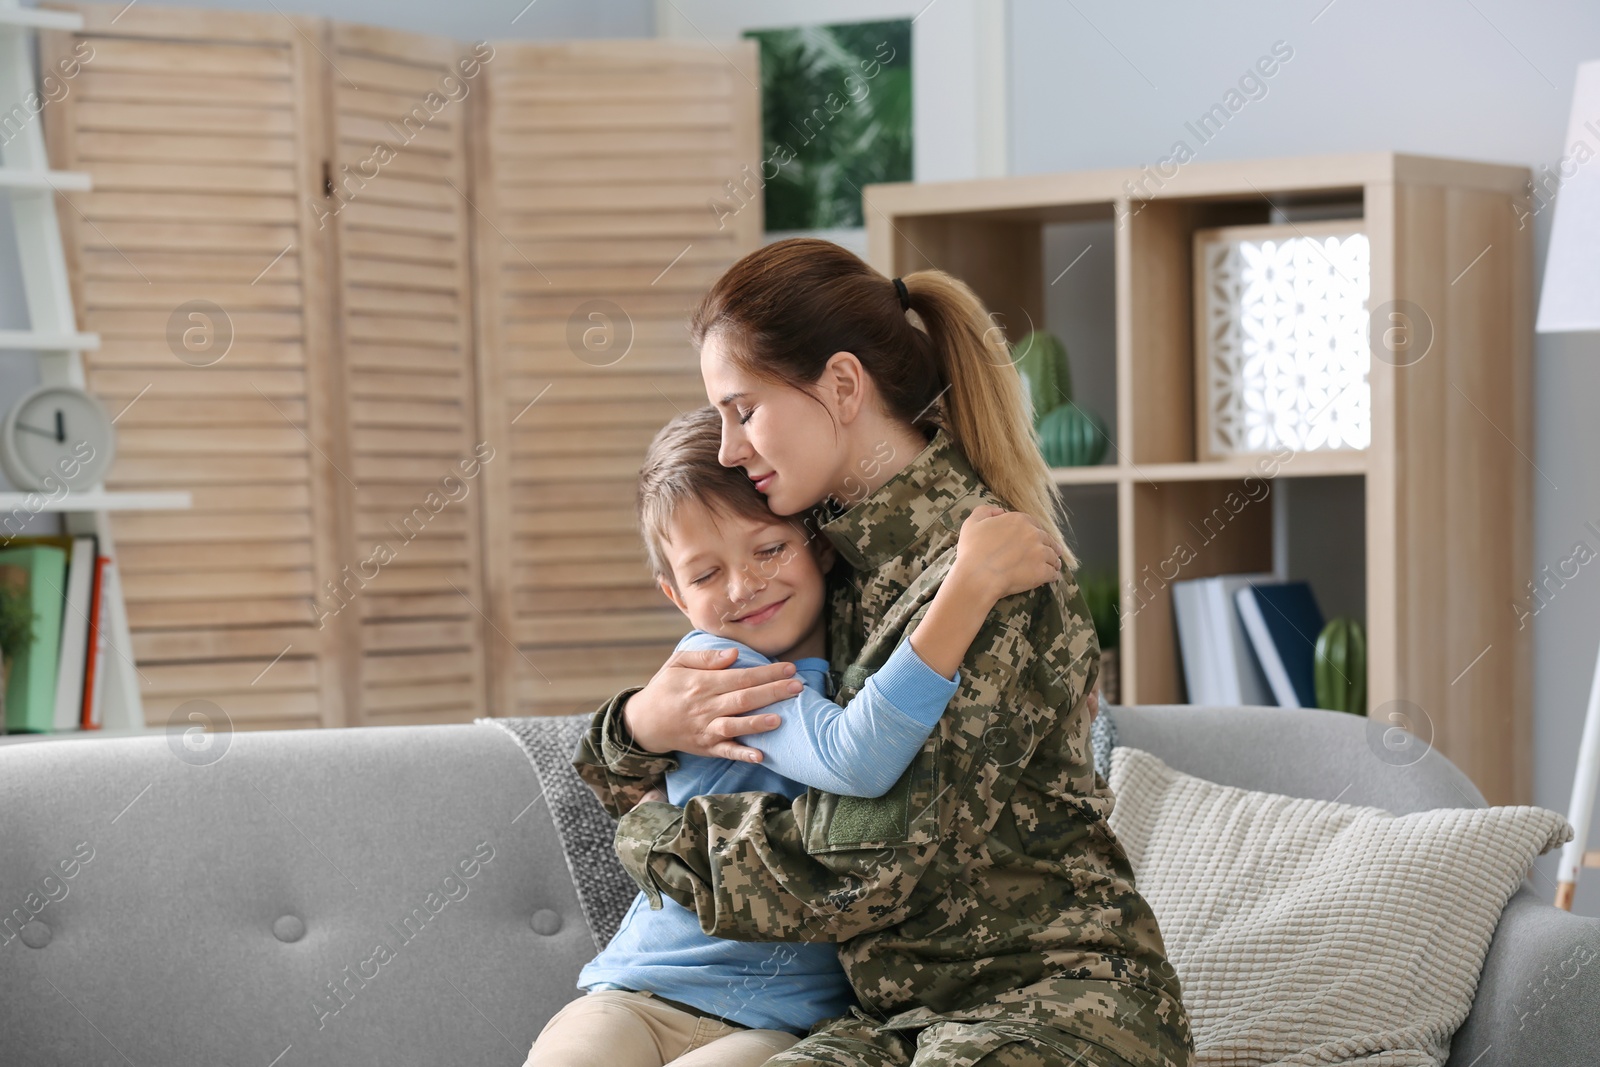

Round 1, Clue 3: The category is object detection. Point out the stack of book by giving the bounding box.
[0,535,121,734]
[1172,572,1327,708]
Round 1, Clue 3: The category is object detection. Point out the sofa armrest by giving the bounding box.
[1446,882,1600,1067]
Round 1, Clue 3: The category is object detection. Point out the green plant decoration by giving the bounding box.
[0,579,33,721]
[1313,616,1367,715]
[0,582,33,665]
[1038,403,1109,467]
[1078,567,1119,651]
[1011,329,1072,426]
[745,20,912,230]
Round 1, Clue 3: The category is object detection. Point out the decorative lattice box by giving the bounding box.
[1194,220,1371,460]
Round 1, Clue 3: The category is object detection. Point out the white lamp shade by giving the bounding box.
[1536,58,1600,333]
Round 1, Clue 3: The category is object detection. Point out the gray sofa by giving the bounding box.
[2,704,1595,1066]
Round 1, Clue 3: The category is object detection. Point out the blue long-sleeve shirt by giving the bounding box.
[575,628,961,1033]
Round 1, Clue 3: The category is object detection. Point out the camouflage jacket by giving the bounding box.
[573,428,1194,1067]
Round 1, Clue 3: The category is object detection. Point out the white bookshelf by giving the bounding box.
[0,1,187,734]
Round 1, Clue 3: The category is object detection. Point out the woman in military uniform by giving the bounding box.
[573,238,1194,1067]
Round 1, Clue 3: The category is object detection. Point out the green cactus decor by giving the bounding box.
[1011,329,1072,426]
[1038,403,1109,467]
[1313,616,1367,715]
[1013,329,1108,466]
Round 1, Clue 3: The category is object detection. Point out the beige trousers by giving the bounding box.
[523,989,800,1067]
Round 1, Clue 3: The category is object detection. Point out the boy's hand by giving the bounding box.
[952,505,1067,603]
[633,786,668,810]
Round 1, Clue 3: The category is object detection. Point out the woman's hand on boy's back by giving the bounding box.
[622,647,798,761]
[952,505,1067,602]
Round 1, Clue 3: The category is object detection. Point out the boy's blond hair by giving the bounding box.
[638,406,818,596]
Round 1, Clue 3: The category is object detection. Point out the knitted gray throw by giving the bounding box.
[477,707,1121,953]
[476,712,639,952]
[1090,704,1118,781]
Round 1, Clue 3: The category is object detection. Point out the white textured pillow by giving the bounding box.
[1106,746,1572,1067]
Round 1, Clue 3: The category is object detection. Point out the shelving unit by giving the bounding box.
[864,151,1533,806]
[0,0,190,732]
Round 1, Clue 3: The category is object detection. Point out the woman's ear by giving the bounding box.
[657,576,689,615]
[822,350,866,424]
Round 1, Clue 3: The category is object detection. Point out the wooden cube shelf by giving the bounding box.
[864,152,1533,806]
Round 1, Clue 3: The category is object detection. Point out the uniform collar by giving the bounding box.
[817,427,983,571]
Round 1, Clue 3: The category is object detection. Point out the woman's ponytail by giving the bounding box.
[689,237,1079,571]
[901,271,1080,571]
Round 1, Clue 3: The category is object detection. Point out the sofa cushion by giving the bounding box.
[1106,745,1572,1067]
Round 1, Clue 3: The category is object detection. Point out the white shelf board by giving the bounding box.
[0,490,192,512]
[0,170,92,192]
[0,329,100,350]
[0,7,84,30]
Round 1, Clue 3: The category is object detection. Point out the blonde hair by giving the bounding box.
[637,405,818,594]
[688,237,1077,569]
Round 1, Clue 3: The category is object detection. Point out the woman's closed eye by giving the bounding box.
[737,406,755,425]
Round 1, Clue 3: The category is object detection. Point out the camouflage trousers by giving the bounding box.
[762,1012,1140,1067]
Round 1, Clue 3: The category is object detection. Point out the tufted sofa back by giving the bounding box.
[1,723,591,1065]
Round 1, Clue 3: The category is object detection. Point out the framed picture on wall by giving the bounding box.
[741,19,912,246]
[1193,220,1372,460]
[657,0,1009,257]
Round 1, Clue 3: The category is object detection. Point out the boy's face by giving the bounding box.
[657,500,833,660]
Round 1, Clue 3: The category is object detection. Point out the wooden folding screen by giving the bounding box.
[41,3,762,728]
[43,5,348,732]
[319,24,489,726]
[471,41,763,716]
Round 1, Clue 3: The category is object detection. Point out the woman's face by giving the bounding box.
[700,332,841,517]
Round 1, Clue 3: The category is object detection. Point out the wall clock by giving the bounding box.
[0,384,117,492]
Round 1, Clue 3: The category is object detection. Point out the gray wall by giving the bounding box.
[1013,0,1600,915]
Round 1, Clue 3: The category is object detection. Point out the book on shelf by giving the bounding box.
[1171,579,1217,704]
[0,535,113,734]
[53,534,98,730]
[0,539,68,733]
[1172,572,1277,706]
[1235,580,1326,708]
[82,555,110,730]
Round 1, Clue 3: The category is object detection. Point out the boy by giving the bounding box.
[526,407,1062,1067]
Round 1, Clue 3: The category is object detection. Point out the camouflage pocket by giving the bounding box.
[801,731,942,854]
[909,1020,1046,1067]
[920,1019,1146,1067]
